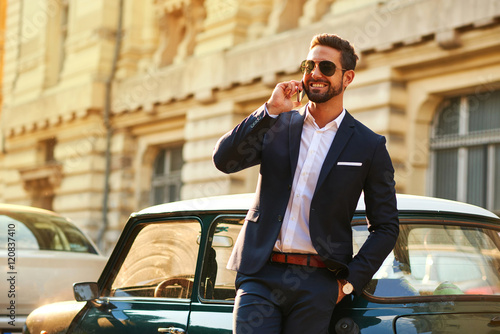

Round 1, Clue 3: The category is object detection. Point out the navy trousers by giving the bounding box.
[233,262,339,334]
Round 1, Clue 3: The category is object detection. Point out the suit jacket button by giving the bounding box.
[277,215,283,222]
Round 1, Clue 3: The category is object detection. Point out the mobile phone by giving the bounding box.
[296,82,306,103]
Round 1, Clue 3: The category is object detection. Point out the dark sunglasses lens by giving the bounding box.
[300,60,314,74]
[300,60,337,76]
[319,61,336,76]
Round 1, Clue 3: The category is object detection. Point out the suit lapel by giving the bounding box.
[289,106,306,173]
[314,111,356,194]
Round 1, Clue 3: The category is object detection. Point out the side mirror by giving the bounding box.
[73,282,99,301]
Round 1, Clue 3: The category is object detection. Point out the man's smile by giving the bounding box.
[308,80,330,89]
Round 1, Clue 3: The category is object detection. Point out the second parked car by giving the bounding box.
[0,204,107,333]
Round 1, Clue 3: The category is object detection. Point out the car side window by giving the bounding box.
[0,213,97,253]
[108,219,200,299]
[364,221,500,298]
[199,216,243,301]
[0,215,39,249]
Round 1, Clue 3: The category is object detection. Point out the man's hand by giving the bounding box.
[336,280,347,304]
[267,80,304,115]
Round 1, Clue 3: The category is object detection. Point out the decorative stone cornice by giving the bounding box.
[5,0,500,131]
[4,82,102,137]
[113,0,500,113]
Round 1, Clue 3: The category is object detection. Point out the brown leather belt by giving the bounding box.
[270,252,327,268]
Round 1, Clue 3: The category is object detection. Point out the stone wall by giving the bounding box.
[1,0,499,252]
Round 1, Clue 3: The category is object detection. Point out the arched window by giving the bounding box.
[430,89,500,213]
[151,146,183,205]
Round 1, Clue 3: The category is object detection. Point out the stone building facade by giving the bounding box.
[1,0,500,252]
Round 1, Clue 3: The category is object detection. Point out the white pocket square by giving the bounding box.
[337,162,362,166]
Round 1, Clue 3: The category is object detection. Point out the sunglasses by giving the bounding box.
[300,60,348,77]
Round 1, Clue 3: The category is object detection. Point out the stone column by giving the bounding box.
[182,100,246,200]
[345,66,408,193]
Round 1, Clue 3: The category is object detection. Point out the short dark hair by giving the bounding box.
[310,34,359,71]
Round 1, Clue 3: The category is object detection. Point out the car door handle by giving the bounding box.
[158,327,185,334]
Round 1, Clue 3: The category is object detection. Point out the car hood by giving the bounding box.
[25,300,87,334]
[1,250,107,316]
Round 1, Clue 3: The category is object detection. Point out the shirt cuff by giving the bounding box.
[264,103,279,119]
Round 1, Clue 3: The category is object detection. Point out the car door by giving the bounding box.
[331,215,500,333]
[188,215,244,334]
[70,217,202,334]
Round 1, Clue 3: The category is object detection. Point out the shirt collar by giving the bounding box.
[305,104,346,131]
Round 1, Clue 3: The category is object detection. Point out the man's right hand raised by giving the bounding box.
[267,80,304,116]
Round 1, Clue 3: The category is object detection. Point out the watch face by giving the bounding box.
[342,283,353,294]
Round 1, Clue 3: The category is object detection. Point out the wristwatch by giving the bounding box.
[340,280,354,294]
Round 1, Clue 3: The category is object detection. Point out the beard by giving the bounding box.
[304,80,343,103]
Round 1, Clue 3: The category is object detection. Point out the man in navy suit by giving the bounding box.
[213,33,399,334]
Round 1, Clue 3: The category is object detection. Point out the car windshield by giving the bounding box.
[359,219,500,298]
[0,210,98,253]
[107,219,201,299]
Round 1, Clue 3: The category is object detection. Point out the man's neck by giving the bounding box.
[308,98,344,128]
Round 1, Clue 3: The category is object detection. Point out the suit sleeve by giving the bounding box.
[347,136,399,294]
[213,104,278,174]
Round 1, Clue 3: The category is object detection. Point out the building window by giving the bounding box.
[39,137,57,163]
[430,90,500,213]
[151,147,183,205]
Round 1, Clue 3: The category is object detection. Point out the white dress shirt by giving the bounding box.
[268,104,346,254]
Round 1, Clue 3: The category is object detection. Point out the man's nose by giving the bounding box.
[311,63,322,78]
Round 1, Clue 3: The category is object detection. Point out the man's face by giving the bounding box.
[303,45,346,103]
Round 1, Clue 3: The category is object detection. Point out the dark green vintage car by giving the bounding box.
[24,193,500,334]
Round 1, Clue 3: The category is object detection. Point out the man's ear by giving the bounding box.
[343,70,355,89]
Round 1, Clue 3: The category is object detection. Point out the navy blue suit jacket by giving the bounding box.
[213,104,399,292]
